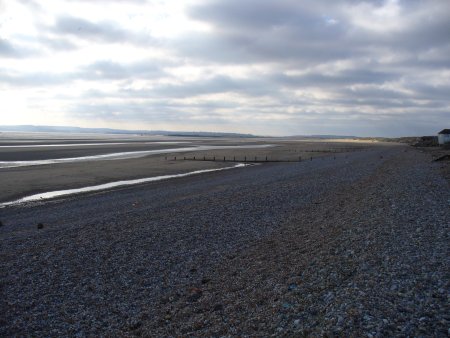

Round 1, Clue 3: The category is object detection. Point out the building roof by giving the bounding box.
[438,129,450,134]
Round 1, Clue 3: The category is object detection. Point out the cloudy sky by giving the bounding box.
[0,0,449,136]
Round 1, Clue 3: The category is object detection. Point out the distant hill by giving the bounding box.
[0,125,256,138]
[307,134,357,139]
[287,134,358,139]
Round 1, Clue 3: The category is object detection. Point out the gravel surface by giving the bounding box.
[1,145,448,336]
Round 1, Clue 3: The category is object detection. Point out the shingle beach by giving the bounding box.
[1,145,448,336]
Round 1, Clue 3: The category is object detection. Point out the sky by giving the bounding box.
[0,0,449,137]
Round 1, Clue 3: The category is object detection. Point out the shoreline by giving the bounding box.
[0,139,377,203]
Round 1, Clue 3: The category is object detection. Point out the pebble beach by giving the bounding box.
[1,144,448,336]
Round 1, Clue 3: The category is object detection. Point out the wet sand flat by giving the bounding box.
[0,133,375,203]
[0,143,192,161]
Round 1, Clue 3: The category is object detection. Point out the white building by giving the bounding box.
[438,129,450,145]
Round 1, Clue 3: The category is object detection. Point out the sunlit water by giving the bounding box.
[0,141,191,148]
[0,142,130,148]
[0,163,251,207]
[0,144,273,168]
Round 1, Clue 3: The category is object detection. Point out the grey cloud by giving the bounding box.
[39,36,78,51]
[120,67,398,102]
[17,0,42,12]
[69,101,201,123]
[389,48,450,70]
[332,97,447,110]
[336,81,450,107]
[80,90,239,111]
[403,83,450,102]
[287,116,443,138]
[63,81,450,137]
[273,69,398,88]
[0,58,166,87]
[174,0,450,137]
[51,15,154,45]
[0,39,18,57]
[177,3,352,64]
[150,75,273,98]
[183,0,450,67]
[81,88,241,114]
[148,68,398,100]
[380,2,450,51]
[182,0,351,63]
[188,0,350,32]
[0,39,38,58]
[78,60,165,80]
[171,30,352,66]
[341,86,410,101]
[189,0,301,30]
[0,69,67,86]
[67,0,148,2]
[76,64,447,115]
[2,0,449,136]
[54,16,127,42]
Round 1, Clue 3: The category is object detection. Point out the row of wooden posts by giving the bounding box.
[300,148,364,153]
[164,155,326,162]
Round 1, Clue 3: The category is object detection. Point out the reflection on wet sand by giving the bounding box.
[0,163,251,207]
[0,144,274,168]
[0,141,191,148]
